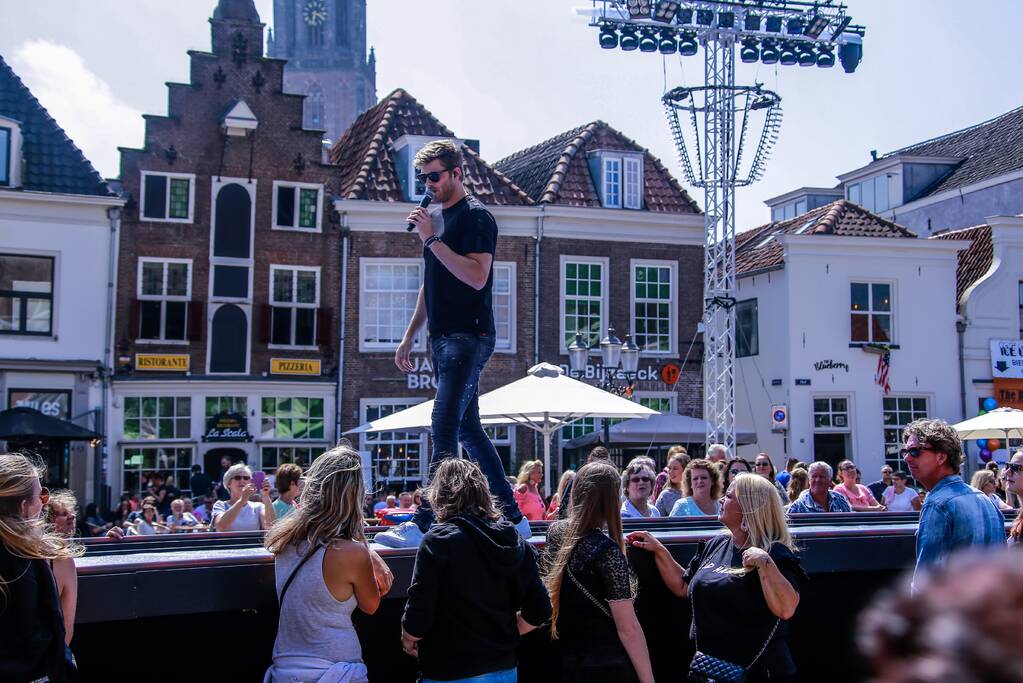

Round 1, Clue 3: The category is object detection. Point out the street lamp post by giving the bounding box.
[568,327,640,447]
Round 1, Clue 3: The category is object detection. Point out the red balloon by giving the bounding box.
[988,439,1001,451]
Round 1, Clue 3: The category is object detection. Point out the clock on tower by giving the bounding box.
[303,0,327,26]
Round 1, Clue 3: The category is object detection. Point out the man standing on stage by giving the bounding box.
[375,140,530,548]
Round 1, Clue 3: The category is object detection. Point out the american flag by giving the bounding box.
[875,347,892,394]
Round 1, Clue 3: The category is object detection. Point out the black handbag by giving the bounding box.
[687,578,780,683]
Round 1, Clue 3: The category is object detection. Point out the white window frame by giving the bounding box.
[121,445,196,498]
[559,255,609,355]
[360,397,429,485]
[269,265,321,349]
[630,259,677,356]
[635,391,677,414]
[359,258,425,352]
[208,177,256,304]
[271,180,324,232]
[603,157,621,208]
[623,156,643,209]
[0,249,57,337]
[812,395,852,433]
[492,261,517,354]
[850,280,895,344]
[136,257,192,345]
[846,174,889,213]
[882,395,929,469]
[140,171,196,223]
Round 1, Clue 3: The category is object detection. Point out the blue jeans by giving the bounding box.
[423,667,517,683]
[411,333,522,532]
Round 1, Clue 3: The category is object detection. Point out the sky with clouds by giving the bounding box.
[2,1,1022,231]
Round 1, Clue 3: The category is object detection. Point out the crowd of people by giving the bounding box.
[1,416,1020,682]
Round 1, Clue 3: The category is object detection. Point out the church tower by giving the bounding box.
[268,0,377,144]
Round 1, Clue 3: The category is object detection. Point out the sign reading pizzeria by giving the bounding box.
[135,353,190,372]
[270,358,321,376]
[203,411,252,442]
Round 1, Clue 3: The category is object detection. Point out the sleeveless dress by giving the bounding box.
[265,543,368,683]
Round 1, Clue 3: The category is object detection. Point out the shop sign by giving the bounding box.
[813,360,849,372]
[556,363,661,382]
[271,358,321,376]
[135,353,189,372]
[8,390,71,420]
[993,378,1023,410]
[991,339,1023,378]
[203,411,252,442]
[660,363,681,386]
[407,357,438,390]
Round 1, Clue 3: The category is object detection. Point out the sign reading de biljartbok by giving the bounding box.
[991,340,1023,378]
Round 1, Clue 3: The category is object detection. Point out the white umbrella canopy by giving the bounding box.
[952,407,1023,440]
[345,362,658,491]
[563,412,758,450]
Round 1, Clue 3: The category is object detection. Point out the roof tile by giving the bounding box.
[931,224,993,303]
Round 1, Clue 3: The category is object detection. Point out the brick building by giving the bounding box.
[109,0,343,498]
[330,94,705,492]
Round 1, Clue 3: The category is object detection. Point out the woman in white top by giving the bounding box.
[881,471,921,512]
[128,503,169,535]
[620,462,659,518]
[670,458,722,517]
[971,469,1012,511]
[212,463,276,531]
[264,444,392,683]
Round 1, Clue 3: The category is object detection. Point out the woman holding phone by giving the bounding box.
[212,463,275,531]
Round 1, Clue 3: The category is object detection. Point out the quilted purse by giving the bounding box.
[687,577,780,683]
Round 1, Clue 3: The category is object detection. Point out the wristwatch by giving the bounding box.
[424,235,440,248]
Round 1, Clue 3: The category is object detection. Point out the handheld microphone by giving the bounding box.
[406,189,436,232]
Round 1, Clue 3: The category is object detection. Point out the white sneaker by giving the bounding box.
[514,516,533,542]
[373,521,425,548]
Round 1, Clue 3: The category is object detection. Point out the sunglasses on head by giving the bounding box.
[1005,462,1023,474]
[415,168,453,184]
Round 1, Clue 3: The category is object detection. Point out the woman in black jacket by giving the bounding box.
[401,458,551,683]
[0,453,82,682]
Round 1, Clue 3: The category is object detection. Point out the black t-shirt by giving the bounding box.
[684,534,808,678]
[190,472,213,498]
[424,195,497,338]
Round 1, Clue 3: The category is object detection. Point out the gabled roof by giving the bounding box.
[328,88,532,205]
[736,200,917,276]
[494,121,700,213]
[0,55,111,197]
[880,104,1023,196]
[931,224,993,304]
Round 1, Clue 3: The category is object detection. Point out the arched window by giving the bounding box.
[209,304,248,373]
[213,183,251,259]
[305,84,324,130]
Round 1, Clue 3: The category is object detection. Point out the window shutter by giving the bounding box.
[142,175,167,219]
[128,299,141,340]
[187,301,204,342]
[259,304,273,344]
[316,307,332,347]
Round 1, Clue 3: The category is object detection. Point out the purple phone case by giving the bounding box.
[252,471,266,488]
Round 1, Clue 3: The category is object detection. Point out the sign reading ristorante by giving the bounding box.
[135,354,190,371]
[270,358,321,376]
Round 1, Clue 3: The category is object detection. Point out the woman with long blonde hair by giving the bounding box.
[545,469,576,520]
[629,473,807,681]
[264,444,391,683]
[0,453,82,682]
[513,459,546,521]
[542,461,653,683]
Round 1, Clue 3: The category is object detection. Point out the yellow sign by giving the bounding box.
[135,354,190,371]
[270,358,321,376]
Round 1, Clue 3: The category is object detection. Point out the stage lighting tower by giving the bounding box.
[587,0,865,452]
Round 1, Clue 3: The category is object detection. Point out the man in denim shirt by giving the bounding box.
[903,419,1005,591]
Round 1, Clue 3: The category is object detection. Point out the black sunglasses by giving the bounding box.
[899,445,932,458]
[1005,462,1023,474]
[629,476,652,484]
[415,168,453,184]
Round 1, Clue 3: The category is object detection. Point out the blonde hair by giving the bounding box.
[787,468,809,503]
[970,469,997,492]
[732,473,797,554]
[427,458,500,523]
[45,489,78,523]
[222,463,252,490]
[0,454,82,601]
[265,443,366,553]
[516,460,544,489]
[545,461,624,639]
[554,470,576,505]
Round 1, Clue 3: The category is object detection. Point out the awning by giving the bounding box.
[0,407,101,441]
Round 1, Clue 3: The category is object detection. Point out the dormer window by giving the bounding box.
[590,150,643,209]
[847,174,890,212]
[0,116,24,188]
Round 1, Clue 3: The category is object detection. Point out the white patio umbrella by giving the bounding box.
[563,412,758,450]
[953,407,1023,440]
[345,362,658,492]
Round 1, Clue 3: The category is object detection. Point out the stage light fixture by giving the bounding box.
[740,38,759,63]
[627,0,650,19]
[787,18,804,35]
[830,15,852,39]
[765,16,783,33]
[599,25,619,49]
[619,27,640,51]
[804,15,829,39]
[779,41,797,65]
[717,11,735,29]
[678,31,698,56]
[797,44,816,66]
[744,13,762,31]
[658,29,678,54]
[816,45,836,68]
[639,27,659,52]
[653,1,680,23]
[696,9,714,26]
[760,39,779,64]
[839,36,863,73]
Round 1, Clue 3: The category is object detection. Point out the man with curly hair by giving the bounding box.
[902,418,1004,591]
